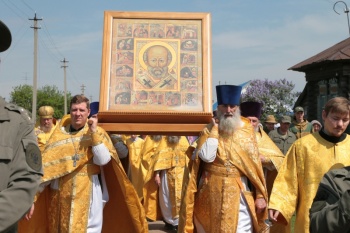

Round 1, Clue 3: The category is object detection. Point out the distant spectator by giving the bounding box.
[311,120,322,132]
[269,116,297,155]
[289,106,313,138]
[264,115,277,134]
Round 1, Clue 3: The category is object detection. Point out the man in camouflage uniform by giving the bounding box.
[268,116,296,155]
[0,19,43,233]
[310,164,350,233]
[289,106,313,138]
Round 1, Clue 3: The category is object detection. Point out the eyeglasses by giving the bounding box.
[258,219,273,233]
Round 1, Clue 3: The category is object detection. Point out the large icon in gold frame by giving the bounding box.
[99,11,212,134]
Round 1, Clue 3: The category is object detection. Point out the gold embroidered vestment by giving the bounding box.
[269,133,350,233]
[179,117,268,233]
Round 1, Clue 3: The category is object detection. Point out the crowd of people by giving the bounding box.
[2,19,350,233]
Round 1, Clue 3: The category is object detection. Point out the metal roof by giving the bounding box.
[289,37,350,71]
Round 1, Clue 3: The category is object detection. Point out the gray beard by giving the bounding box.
[217,109,242,137]
[167,135,180,145]
[41,125,52,133]
[151,135,162,142]
[148,66,168,79]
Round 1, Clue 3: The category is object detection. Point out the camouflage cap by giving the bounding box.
[294,106,304,113]
[280,115,291,124]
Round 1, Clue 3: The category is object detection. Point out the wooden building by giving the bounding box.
[289,37,350,122]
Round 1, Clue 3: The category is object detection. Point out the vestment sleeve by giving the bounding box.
[92,143,111,165]
[198,138,218,163]
[114,141,128,158]
[268,143,299,223]
[198,125,218,163]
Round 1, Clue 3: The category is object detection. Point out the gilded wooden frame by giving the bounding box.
[99,11,212,134]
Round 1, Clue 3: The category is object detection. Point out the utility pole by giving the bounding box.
[81,84,85,95]
[61,58,69,115]
[90,95,93,102]
[29,13,42,123]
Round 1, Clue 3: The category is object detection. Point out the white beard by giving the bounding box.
[217,109,242,137]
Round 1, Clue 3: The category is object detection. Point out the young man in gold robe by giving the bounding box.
[269,97,350,233]
[21,95,147,233]
[179,85,268,233]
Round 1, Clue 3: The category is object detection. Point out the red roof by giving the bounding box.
[289,37,350,71]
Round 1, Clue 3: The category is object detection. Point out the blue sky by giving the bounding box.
[0,0,348,102]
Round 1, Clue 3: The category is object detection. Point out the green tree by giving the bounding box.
[10,84,71,119]
[9,85,33,111]
[241,78,301,121]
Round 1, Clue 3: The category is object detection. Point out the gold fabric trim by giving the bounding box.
[204,163,243,177]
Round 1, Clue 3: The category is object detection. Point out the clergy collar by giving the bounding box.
[69,125,84,133]
[319,128,347,143]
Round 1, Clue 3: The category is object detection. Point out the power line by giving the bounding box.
[20,0,35,12]
[41,20,65,59]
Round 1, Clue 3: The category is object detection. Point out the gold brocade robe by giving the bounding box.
[269,132,350,233]
[179,117,268,233]
[151,136,190,219]
[34,123,57,151]
[19,115,148,233]
[141,136,163,221]
[18,124,57,233]
[126,137,145,199]
[255,127,284,197]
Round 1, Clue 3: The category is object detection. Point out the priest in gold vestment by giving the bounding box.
[19,95,147,233]
[126,135,145,199]
[240,101,286,233]
[179,85,268,233]
[142,135,164,221]
[269,97,350,233]
[153,136,190,231]
[34,106,57,150]
[240,101,284,197]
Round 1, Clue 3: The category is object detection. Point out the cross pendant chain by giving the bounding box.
[73,154,79,167]
[69,133,80,167]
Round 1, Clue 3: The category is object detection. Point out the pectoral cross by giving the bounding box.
[224,160,231,172]
[160,79,171,88]
[72,154,79,167]
[143,79,152,88]
[175,155,179,164]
